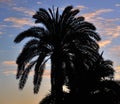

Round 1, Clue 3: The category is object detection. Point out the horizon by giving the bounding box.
[0,0,120,104]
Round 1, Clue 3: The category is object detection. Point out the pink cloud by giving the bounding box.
[12,7,35,16]
[115,68,120,79]
[2,61,16,66]
[109,46,120,57]
[98,40,111,47]
[75,5,87,10]
[83,9,113,21]
[103,26,120,39]
[3,70,17,75]
[0,32,3,35]
[4,17,34,28]
[115,66,120,72]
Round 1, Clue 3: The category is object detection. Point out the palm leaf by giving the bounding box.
[22,39,39,50]
[34,61,46,93]
[33,55,46,86]
[14,27,46,43]
[16,63,25,79]
[73,21,96,31]
[34,57,50,93]
[60,5,73,21]
[34,8,52,21]
[16,45,39,64]
[19,61,36,89]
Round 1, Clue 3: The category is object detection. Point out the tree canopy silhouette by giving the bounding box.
[14,5,120,104]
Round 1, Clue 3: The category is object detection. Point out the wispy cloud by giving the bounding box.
[102,25,120,39]
[0,32,3,35]
[3,70,17,75]
[75,5,87,10]
[0,0,12,3]
[61,5,87,11]
[98,40,111,47]
[109,46,120,57]
[2,61,16,66]
[0,0,15,6]
[115,4,120,7]
[12,7,35,16]
[115,66,120,72]
[0,24,6,29]
[36,1,42,5]
[83,9,113,20]
[114,66,120,80]
[4,17,34,28]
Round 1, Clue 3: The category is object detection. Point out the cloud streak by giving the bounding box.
[114,66,120,80]
[115,4,120,7]
[4,17,34,28]
[75,5,87,10]
[0,0,12,3]
[12,7,35,16]
[0,32,3,35]
[98,40,111,47]
[3,70,17,75]
[37,1,42,5]
[0,0,16,6]
[2,61,16,66]
[83,9,113,20]
[109,46,120,57]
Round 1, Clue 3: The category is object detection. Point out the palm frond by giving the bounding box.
[68,16,84,27]
[34,61,46,94]
[34,57,50,93]
[33,9,52,31]
[61,5,73,21]
[56,7,59,22]
[22,39,39,50]
[14,27,46,43]
[102,60,113,66]
[95,56,114,79]
[16,45,39,64]
[34,8,52,21]
[16,63,25,79]
[80,29,101,41]
[33,55,46,85]
[48,7,55,21]
[73,21,96,31]
[19,61,36,89]
[100,80,120,98]
[61,7,79,29]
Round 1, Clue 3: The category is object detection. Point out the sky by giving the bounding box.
[0,0,120,104]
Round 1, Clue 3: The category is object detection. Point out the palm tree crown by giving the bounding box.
[14,5,106,95]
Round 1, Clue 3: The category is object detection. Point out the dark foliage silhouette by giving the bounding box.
[14,5,120,104]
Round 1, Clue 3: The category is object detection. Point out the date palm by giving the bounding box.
[14,5,101,97]
[14,5,120,104]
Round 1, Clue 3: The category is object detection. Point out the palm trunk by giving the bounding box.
[51,52,64,95]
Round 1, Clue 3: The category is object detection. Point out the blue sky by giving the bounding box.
[0,0,120,104]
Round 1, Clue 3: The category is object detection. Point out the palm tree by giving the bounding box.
[14,5,120,104]
[14,5,100,96]
[39,47,120,104]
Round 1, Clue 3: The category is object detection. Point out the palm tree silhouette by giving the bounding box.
[14,5,120,104]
